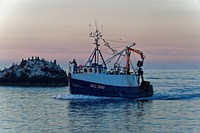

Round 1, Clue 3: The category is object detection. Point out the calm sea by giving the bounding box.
[0,69,200,133]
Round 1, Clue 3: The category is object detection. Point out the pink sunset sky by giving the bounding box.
[0,0,200,69]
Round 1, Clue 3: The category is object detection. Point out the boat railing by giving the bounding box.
[69,64,108,74]
[70,61,137,75]
[106,66,136,75]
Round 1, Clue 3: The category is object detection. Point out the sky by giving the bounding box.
[0,0,200,69]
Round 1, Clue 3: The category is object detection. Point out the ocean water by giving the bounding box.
[0,69,200,133]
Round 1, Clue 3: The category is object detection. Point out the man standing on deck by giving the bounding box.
[137,60,144,84]
[72,59,77,73]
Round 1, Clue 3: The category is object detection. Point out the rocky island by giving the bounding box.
[0,57,68,87]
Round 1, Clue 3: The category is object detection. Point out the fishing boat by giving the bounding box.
[68,25,153,99]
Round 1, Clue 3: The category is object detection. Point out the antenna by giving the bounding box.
[89,24,92,37]
[89,21,102,48]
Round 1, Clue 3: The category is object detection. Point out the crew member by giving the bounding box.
[137,60,144,84]
[138,67,144,83]
[72,59,77,73]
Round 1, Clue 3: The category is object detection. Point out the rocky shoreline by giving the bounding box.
[0,57,68,87]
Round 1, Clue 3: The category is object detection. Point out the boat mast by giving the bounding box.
[85,23,107,68]
[126,47,130,74]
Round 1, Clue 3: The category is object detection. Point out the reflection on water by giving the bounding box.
[65,99,153,132]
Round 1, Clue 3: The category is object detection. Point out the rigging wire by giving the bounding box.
[100,38,136,54]
[104,38,135,44]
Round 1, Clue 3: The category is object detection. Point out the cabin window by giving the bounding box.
[89,68,92,73]
[84,68,87,73]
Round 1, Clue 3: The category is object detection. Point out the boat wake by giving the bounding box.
[52,92,200,101]
[52,87,200,101]
[52,94,123,101]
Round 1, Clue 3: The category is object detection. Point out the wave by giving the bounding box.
[146,77,197,81]
[146,77,162,79]
[138,92,200,101]
[165,93,200,100]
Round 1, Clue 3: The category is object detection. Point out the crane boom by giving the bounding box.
[128,47,145,60]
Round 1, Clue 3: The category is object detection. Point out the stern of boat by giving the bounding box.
[140,81,154,97]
